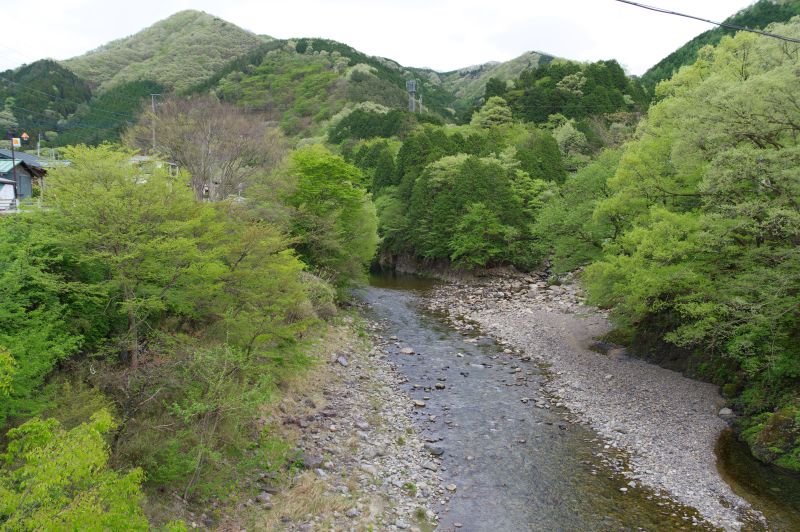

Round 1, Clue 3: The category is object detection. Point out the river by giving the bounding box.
[362,274,716,531]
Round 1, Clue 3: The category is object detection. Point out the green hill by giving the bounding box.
[194,38,458,136]
[641,0,800,90]
[61,10,268,93]
[0,59,92,138]
[431,50,555,108]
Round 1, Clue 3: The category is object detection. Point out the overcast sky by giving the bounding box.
[1,0,755,75]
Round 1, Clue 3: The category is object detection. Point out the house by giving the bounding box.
[0,177,15,211]
[0,149,48,169]
[0,160,46,211]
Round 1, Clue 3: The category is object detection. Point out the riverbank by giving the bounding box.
[424,273,765,531]
[224,319,439,531]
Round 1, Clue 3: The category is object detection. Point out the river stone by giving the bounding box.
[435,383,446,389]
[400,347,415,355]
[424,444,445,456]
[336,356,348,367]
[719,407,734,416]
[422,461,438,471]
[413,400,426,407]
[446,483,457,492]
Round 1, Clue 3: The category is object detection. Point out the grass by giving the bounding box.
[246,472,350,530]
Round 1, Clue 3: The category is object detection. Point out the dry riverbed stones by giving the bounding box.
[424,272,765,531]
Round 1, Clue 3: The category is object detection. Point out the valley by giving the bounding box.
[1,1,799,530]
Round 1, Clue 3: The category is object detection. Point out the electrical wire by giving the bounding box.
[0,76,136,120]
[613,0,800,44]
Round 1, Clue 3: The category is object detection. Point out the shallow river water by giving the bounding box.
[362,275,715,532]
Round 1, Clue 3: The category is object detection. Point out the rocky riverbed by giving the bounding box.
[425,272,766,531]
[225,320,440,531]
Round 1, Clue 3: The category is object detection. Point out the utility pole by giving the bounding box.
[406,80,417,113]
[9,132,17,207]
[37,131,41,157]
[150,93,161,152]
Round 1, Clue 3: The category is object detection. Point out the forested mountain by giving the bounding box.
[2,11,648,147]
[429,50,555,110]
[641,0,800,89]
[61,10,268,93]
[0,60,91,139]
[194,37,457,136]
[54,80,164,147]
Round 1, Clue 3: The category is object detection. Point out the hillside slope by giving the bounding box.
[193,38,457,135]
[0,59,92,137]
[62,10,267,93]
[641,0,800,89]
[433,50,554,106]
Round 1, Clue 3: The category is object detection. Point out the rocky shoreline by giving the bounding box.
[424,273,766,531]
[230,320,441,531]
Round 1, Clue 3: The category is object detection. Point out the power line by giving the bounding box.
[614,0,800,44]
[6,103,134,132]
[0,77,136,120]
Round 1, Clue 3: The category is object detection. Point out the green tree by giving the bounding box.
[470,97,513,129]
[449,203,515,268]
[484,77,507,100]
[285,145,378,290]
[581,21,800,470]
[44,145,223,369]
[0,409,148,530]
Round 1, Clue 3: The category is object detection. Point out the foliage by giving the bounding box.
[284,146,378,290]
[126,95,288,200]
[562,21,800,470]
[0,141,350,527]
[0,60,92,138]
[43,145,223,368]
[0,409,148,530]
[62,10,265,93]
[364,104,567,269]
[55,80,164,147]
[328,109,417,143]
[532,149,621,272]
[641,0,800,90]
[0,216,91,426]
[449,202,516,268]
[470,97,513,129]
[211,38,454,137]
[435,50,554,113]
[504,59,648,124]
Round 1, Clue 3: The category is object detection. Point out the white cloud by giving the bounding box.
[1,0,756,75]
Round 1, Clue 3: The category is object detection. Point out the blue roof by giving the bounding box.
[0,149,45,168]
[0,160,22,173]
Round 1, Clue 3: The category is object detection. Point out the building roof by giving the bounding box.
[0,149,46,168]
[0,161,21,173]
[0,159,46,177]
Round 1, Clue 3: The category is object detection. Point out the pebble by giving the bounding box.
[424,444,445,456]
[424,273,761,531]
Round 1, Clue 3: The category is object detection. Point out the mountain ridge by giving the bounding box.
[61,10,268,93]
